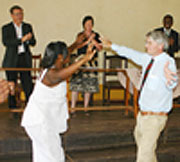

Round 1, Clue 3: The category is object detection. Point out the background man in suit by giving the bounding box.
[2,5,36,109]
[155,14,179,57]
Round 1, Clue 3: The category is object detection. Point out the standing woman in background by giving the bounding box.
[70,16,102,113]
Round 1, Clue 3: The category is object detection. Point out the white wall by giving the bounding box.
[0,0,180,79]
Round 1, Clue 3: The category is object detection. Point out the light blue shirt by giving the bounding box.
[111,43,177,113]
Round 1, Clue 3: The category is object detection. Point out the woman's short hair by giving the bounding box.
[41,41,68,68]
[146,31,169,51]
[82,15,94,27]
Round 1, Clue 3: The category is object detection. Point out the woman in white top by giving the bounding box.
[21,39,96,162]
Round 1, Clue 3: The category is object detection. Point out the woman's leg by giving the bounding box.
[71,91,79,109]
[25,125,65,162]
[84,92,91,108]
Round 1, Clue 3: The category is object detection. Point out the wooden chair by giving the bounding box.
[32,54,42,83]
[102,51,128,105]
[175,57,180,69]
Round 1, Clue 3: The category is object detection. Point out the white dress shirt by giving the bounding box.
[164,28,171,37]
[111,44,177,113]
[13,23,25,54]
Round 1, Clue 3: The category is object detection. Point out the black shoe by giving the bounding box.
[85,111,90,116]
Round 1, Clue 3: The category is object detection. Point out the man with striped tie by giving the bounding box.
[101,31,178,162]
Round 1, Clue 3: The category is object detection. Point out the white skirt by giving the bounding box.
[25,124,65,162]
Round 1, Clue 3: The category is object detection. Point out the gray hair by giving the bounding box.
[146,31,169,51]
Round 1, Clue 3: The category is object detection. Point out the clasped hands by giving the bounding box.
[21,32,32,43]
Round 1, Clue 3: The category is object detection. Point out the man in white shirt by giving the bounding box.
[2,5,36,112]
[101,30,178,162]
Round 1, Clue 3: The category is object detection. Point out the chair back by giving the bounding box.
[103,52,128,83]
[32,54,42,83]
[175,57,180,69]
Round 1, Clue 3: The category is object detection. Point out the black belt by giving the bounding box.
[18,52,26,55]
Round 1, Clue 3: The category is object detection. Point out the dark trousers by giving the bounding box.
[6,53,33,109]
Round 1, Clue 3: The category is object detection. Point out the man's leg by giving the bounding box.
[18,54,33,103]
[134,113,167,162]
[134,113,141,147]
[19,70,33,102]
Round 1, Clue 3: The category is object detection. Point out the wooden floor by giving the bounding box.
[0,102,180,161]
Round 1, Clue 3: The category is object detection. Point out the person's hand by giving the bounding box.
[164,61,178,86]
[99,37,112,48]
[75,33,86,45]
[0,80,15,103]
[88,33,96,42]
[91,39,103,51]
[8,82,15,96]
[169,38,174,46]
[26,32,32,40]
[84,43,96,62]
[84,33,96,46]
[0,79,9,103]
[21,32,32,42]
[21,34,28,42]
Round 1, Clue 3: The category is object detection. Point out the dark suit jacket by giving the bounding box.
[2,22,36,68]
[155,27,179,57]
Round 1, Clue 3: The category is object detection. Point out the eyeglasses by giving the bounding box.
[12,12,23,16]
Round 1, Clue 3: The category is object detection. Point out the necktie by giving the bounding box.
[139,58,154,97]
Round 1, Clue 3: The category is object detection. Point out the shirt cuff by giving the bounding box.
[111,43,119,51]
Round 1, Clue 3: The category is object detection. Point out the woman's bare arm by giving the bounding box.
[63,33,86,64]
[44,44,96,86]
[92,39,102,51]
